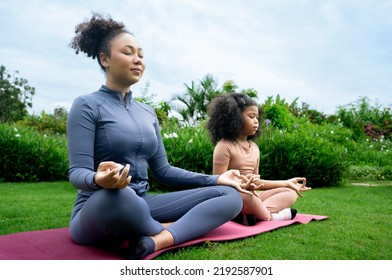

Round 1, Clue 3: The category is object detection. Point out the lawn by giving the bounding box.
[0,181,391,260]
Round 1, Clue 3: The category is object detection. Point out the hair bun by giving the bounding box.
[70,13,126,59]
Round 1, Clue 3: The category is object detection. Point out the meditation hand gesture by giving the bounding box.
[94,161,132,189]
[217,170,255,195]
[240,175,262,197]
[285,177,311,197]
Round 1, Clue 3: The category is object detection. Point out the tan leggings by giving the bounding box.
[240,187,298,221]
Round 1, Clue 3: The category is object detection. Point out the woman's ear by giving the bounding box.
[99,52,110,69]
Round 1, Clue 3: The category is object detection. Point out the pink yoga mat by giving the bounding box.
[0,213,327,260]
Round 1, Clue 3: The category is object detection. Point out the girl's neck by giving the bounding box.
[237,133,248,142]
[235,139,250,149]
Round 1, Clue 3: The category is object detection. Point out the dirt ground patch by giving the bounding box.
[350,182,390,187]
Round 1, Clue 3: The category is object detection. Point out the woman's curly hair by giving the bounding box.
[206,93,262,144]
[69,13,132,71]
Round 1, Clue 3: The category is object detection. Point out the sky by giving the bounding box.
[0,0,391,116]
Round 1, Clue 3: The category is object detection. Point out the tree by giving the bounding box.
[0,65,35,123]
[171,74,260,125]
[171,74,221,124]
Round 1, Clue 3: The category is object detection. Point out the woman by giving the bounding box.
[67,13,249,259]
[207,93,311,225]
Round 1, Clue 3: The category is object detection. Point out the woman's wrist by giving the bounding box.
[93,174,99,188]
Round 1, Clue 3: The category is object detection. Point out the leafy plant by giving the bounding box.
[257,122,349,188]
[17,107,68,135]
[0,123,68,182]
[337,97,392,140]
[0,65,35,123]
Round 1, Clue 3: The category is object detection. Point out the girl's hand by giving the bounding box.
[217,170,254,195]
[94,161,131,189]
[240,175,262,197]
[286,177,311,197]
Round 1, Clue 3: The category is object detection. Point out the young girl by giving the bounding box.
[207,93,311,225]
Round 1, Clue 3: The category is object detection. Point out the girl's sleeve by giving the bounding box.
[148,117,218,188]
[213,141,231,166]
[67,96,100,191]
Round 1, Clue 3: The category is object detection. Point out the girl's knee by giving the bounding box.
[288,188,299,203]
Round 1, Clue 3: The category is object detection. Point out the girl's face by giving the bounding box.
[101,33,146,88]
[241,105,259,136]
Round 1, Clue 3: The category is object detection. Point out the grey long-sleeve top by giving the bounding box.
[67,86,218,217]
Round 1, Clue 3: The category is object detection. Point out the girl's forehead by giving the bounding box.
[244,105,259,113]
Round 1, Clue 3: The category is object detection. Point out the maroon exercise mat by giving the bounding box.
[0,213,328,260]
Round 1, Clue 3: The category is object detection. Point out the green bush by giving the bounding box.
[337,97,392,140]
[347,165,392,181]
[161,121,214,174]
[1,110,390,186]
[347,137,392,167]
[257,123,349,188]
[159,121,350,188]
[16,107,68,135]
[0,123,68,182]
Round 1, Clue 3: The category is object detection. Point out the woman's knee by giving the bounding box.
[220,186,243,216]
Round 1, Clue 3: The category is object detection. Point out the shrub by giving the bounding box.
[337,97,392,140]
[0,123,68,182]
[161,121,214,173]
[159,120,349,189]
[262,99,297,129]
[16,107,68,135]
[346,137,392,167]
[257,123,349,188]
[346,165,392,181]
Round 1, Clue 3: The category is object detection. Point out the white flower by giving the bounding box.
[330,130,334,134]
[188,139,193,144]
[163,132,179,139]
[14,127,18,132]
[15,134,20,138]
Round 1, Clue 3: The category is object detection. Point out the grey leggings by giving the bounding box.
[70,186,242,245]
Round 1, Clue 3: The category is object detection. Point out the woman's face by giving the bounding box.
[241,105,259,136]
[101,33,146,88]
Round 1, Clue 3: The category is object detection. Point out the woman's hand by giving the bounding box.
[217,170,256,196]
[286,177,311,197]
[94,161,131,189]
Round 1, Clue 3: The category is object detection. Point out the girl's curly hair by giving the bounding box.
[206,93,262,144]
[69,13,132,71]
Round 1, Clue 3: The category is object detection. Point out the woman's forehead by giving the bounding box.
[112,33,142,50]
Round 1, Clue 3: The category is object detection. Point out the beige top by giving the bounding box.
[213,139,260,176]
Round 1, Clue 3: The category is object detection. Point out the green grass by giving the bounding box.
[0,181,391,260]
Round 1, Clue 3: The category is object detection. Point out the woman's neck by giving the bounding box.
[105,80,130,100]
